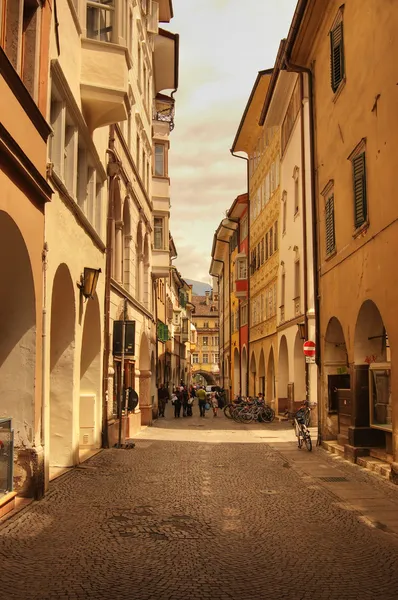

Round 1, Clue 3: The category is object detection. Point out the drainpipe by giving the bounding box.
[284,56,321,443]
[40,241,48,498]
[230,151,250,396]
[102,131,119,448]
[299,72,310,404]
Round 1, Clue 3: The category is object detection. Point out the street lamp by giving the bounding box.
[297,322,306,340]
[78,267,101,300]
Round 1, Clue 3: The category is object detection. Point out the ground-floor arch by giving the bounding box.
[50,263,76,467]
[278,335,289,413]
[0,211,37,494]
[241,346,248,397]
[258,349,265,396]
[233,347,240,398]
[294,332,306,404]
[266,348,275,405]
[80,294,101,452]
[250,352,256,396]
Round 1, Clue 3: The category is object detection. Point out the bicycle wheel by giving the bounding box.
[268,408,275,422]
[223,405,232,419]
[305,434,312,452]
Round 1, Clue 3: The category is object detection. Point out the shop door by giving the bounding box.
[337,389,352,443]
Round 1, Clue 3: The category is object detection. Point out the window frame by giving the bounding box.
[330,11,345,94]
[154,142,167,177]
[153,216,165,250]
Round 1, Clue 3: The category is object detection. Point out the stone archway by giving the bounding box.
[258,349,265,396]
[278,336,289,413]
[354,301,391,438]
[241,346,248,397]
[266,347,275,406]
[0,211,36,495]
[294,332,306,403]
[79,294,101,453]
[50,264,76,468]
[249,352,256,397]
[233,347,240,397]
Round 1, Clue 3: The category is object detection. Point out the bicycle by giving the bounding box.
[293,407,312,451]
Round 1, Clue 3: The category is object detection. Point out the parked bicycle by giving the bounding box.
[224,397,275,423]
[289,402,312,451]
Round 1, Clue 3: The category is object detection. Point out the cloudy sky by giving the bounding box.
[167,0,298,284]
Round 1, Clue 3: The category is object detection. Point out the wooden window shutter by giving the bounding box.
[352,153,367,228]
[325,195,336,255]
[330,22,345,92]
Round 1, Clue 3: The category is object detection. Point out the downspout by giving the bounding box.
[230,151,250,396]
[40,241,48,498]
[299,72,310,403]
[102,130,119,448]
[284,55,321,442]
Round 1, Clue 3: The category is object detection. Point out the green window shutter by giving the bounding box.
[330,22,345,92]
[352,153,367,229]
[164,325,169,342]
[325,195,336,255]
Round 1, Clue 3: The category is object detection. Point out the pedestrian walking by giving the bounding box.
[173,388,182,418]
[157,384,169,417]
[196,386,207,417]
[187,385,196,417]
[182,385,189,417]
[211,392,218,417]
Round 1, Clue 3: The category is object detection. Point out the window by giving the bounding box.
[260,239,265,265]
[330,12,345,93]
[3,1,39,92]
[256,243,261,270]
[240,215,248,241]
[294,260,301,299]
[128,8,133,55]
[154,143,165,176]
[282,191,287,235]
[351,150,367,229]
[203,322,209,329]
[214,353,219,364]
[203,336,208,346]
[274,221,278,251]
[293,167,300,215]
[281,79,300,154]
[154,217,164,249]
[87,0,115,43]
[269,227,273,256]
[325,194,336,255]
[240,303,248,326]
[137,41,142,89]
[280,272,286,321]
[136,134,140,174]
[265,233,269,261]
[193,354,199,364]
[203,353,209,364]
[236,256,247,280]
[142,149,145,181]
[214,336,219,346]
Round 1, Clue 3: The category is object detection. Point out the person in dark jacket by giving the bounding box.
[157,384,169,417]
[174,387,182,418]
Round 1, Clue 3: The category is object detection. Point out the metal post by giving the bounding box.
[117,298,127,448]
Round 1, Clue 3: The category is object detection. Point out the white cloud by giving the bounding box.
[166,0,298,283]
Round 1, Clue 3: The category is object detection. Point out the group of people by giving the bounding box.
[157,383,226,419]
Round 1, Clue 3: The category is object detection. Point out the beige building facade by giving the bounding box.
[0,1,53,507]
[286,0,398,471]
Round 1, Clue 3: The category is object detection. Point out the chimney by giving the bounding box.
[205,291,210,305]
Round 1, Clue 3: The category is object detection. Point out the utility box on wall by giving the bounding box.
[79,395,96,446]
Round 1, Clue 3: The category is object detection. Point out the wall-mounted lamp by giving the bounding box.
[297,322,306,340]
[78,267,102,300]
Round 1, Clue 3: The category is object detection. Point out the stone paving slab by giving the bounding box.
[1,409,398,599]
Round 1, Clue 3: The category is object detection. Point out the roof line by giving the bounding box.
[230,68,273,153]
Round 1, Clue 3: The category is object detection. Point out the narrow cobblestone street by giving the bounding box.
[2,408,398,600]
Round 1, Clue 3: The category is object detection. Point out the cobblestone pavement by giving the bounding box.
[2,406,398,599]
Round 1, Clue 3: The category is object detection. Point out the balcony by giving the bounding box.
[80,3,130,131]
[234,278,248,299]
[153,94,175,131]
[152,249,170,278]
[154,29,179,94]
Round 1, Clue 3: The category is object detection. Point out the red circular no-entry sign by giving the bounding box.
[303,340,316,357]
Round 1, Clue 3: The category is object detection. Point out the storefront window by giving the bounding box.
[369,363,392,431]
[0,419,13,496]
